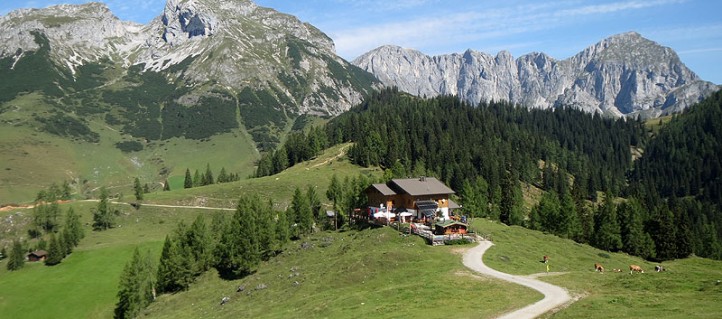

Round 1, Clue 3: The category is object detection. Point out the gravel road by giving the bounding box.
[462,240,572,319]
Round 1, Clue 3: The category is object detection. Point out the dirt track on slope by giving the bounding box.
[462,240,573,319]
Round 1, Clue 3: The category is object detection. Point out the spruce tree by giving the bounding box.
[114,248,155,319]
[326,174,343,214]
[156,236,192,293]
[193,169,201,187]
[215,196,260,277]
[217,167,228,183]
[291,187,313,236]
[163,180,170,191]
[45,233,64,266]
[184,169,193,189]
[6,240,25,271]
[64,207,84,247]
[187,215,213,274]
[256,200,276,259]
[307,185,322,221]
[618,199,655,259]
[93,187,114,230]
[593,194,623,251]
[275,210,290,249]
[133,177,143,201]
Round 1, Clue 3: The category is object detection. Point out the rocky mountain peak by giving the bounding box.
[354,32,718,118]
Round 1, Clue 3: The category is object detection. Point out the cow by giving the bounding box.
[655,265,666,272]
[594,263,604,272]
[629,264,644,274]
[612,268,623,273]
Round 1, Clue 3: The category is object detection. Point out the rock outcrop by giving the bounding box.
[353,32,719,118]
[0,0,376,116]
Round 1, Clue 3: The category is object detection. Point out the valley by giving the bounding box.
[1,1,721,318]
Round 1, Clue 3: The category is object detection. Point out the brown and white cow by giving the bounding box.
[629,264,644,274]
[594,263,604,272]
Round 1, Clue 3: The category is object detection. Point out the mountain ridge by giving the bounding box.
[353,31,718,118]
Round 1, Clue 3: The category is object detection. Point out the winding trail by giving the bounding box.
[463,240,572,319]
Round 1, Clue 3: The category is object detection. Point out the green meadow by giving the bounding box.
[1,145,720,318]
[473,219,722,318]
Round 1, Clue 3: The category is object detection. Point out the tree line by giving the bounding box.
[254,87,722,261]
[183,164,241,189]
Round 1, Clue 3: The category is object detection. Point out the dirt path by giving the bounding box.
[462,240,573,319]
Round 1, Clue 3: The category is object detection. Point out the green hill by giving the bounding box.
[2,144,720,318]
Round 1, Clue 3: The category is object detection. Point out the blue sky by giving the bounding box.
[2,0,721,84]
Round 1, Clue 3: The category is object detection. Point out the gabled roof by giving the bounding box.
[367,183,397,196]
[29,250,48,257]
[390,177,455,196]
[435,220,468,228]
[448,199,461,209]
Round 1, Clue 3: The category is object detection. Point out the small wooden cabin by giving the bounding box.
[434,220,468,235]
[27,250,48,262]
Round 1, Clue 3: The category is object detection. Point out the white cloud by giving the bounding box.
[557,0,686,16]
[332,0,689,59]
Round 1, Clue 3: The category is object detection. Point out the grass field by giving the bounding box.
[2,143,721,318]
[0,92,262,204]
[138,227,539,319]
[144,143,380,209]
[471,218,722,318]
[0,202,222,318]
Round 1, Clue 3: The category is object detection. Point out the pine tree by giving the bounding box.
[61,180,72,200]
[192,170,201,187]
[186,215,213,274]
[163,180,170,191]
[64,207,84,247]
[593,194,623,251]
[134,177,143,201]
[560,190,582,240]
[649,207,678,260]
[61,228,73,255]
[256,200,276,259]
[275,210,290,249]
[114,248,155,319]
[201,164,215,186]
[217,167,228,183]
[6,240,25,271]
[143,183,150,194]
[156,236,192,293]
[184,169,193,189]
[45,233,64,266]
[93,187,114,231]
[618,199,655,259]
[291,187,313,236]
[326,174,343,214]
[307,185,322,221]
[214,196,260,277]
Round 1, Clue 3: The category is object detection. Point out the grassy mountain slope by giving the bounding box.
[476,219,722,318]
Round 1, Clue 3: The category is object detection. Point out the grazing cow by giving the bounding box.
[594,263,604,272]
[629,264,644,274]
[655,265,666,272]
[220,296,230,305]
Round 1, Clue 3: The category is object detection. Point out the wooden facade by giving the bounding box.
[365,177,458,221]
[27,250,47,262]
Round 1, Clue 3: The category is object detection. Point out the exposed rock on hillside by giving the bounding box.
[353,32,718,118]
